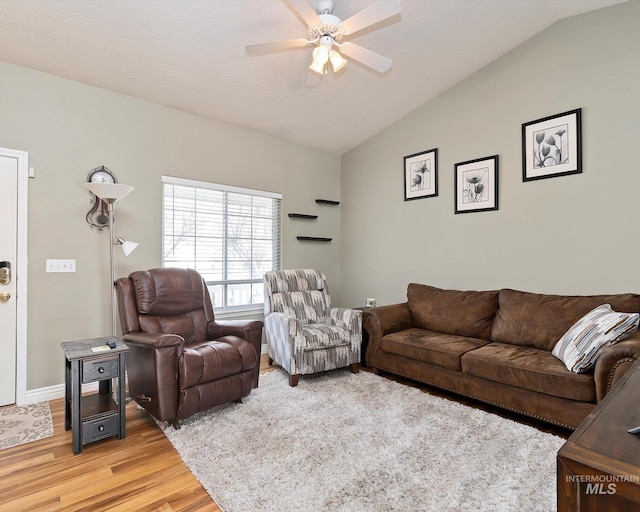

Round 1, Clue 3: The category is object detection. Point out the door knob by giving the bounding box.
[0,292,10,303]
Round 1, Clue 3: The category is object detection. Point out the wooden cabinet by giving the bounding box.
[62,337,128,454]
[557,358,640,511]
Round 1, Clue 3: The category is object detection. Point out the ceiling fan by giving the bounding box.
[246,0,402,86]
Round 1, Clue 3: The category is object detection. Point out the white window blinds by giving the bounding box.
[162,176,282,311]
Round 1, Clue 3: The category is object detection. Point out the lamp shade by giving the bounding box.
[85,182,134,202]
[119,239,139,257]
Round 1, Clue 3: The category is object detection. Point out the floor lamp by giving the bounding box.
[85,182,138,337]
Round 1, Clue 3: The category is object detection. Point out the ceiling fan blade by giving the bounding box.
[339,42,392,73]
[340,0,401,36]
[304,69,323,88]
[287,0,322,28]
[246,38,311,56]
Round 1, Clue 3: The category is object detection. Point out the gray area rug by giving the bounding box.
[0,401,53,450]
[160,369,564,512]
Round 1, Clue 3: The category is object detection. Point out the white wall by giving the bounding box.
[0,62,341,390]
[341,1,640,307]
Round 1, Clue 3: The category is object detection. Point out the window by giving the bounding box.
[162,176,281,312]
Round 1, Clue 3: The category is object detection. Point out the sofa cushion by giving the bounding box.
[407,284,498,340]
[461,342,596,402]
[491,289,640,351]
[552,304,639,373]
[380,328,491,371]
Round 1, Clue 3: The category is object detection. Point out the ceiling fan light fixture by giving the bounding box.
[309,59,326,75]
[329,50,347,72]
[312,42,330,65]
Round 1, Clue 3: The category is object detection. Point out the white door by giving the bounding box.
[0,154,18,406]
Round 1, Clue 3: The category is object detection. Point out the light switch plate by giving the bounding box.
[46,259,76,272]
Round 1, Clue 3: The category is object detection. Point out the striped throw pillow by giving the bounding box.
[552,304,639,373]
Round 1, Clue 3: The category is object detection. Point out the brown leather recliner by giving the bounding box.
[116,267,263,428]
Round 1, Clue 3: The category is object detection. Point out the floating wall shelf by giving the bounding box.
[288,213,318,219]
[297,236,332,242]
[315,199,340,206]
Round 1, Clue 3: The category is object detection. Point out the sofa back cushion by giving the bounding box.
[491,289,640,351]
[407,284,498,340]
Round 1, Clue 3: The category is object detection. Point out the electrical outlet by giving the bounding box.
[365,298,376,308]
[46,259,76,273]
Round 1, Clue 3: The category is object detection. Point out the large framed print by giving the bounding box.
[522,108,582,182]
[454,155,499,214]
[404,148,438,201]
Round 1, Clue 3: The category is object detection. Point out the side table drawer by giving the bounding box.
[82,358,118,383]
[83,414,119,443]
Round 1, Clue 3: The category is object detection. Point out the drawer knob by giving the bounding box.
[98,367,105,373]
[98,425,104,432]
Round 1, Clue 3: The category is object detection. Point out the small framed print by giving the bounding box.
[404,148,438,201]
[454,155,499,214]
[522,108,582,181]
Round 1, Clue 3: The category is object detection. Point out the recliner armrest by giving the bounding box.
[123,331,185,348]
[209,319,263,340]
[323,307,362,334]
[210,319,264,388]
[209,320,264,356]
[594,334,640,401]
[264,312,302,343]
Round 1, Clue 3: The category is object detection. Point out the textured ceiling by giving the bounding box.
[0,0,624,154]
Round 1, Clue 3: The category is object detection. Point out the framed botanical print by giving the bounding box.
[454,155,499,214]
[522,108,582,181]
[404,148,438,201]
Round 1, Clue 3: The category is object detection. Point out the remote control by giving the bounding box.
[107,340,117,349]
[628,425,640,434]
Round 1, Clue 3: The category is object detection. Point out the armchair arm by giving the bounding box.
[210,319,264,388]
[323,307,362,334]
[594,334,640,401]
[122,331,185,349]
[209,319,263,348]
[264,312,301,336]
[121,331,185,423]
[363,303,413,366]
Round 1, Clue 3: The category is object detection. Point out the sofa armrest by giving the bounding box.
[594,334,640,401]
[363,303,413,338]
[363,303,413,366]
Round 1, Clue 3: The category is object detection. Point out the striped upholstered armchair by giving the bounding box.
[263,269,362,387]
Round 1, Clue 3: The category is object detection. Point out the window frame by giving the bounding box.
[161,175,282,315]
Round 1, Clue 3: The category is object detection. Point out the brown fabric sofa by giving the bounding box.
[363,284,640,429]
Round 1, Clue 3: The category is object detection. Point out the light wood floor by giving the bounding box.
[0,356,275,512]
[0,355,569,511]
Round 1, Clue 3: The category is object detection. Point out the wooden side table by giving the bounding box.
[61,336,128,454]
[354,307,370,367]
[557,358,640,511]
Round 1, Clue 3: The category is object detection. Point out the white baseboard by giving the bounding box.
[26,382,99,405]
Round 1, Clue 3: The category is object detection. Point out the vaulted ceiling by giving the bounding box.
[0,0,624,154]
